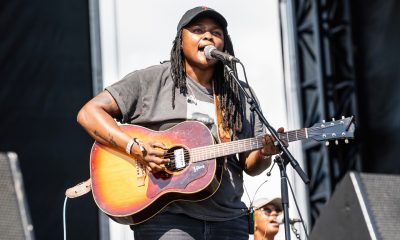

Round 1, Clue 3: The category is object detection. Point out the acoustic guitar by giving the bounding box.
[90,116,355,225]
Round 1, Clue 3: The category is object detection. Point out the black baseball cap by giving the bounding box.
[177,6,228,31]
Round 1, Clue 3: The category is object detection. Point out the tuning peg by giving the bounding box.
[335,140,339,145]
[325,141,329,146]
[345,139,349,144]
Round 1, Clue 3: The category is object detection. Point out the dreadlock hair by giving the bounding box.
[170,29,243,135]
[170,30,187,106]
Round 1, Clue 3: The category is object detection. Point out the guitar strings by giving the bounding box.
[162,130,341,159]
[161,127,346,161]
[141,124,349,170]
[163,137,346,168]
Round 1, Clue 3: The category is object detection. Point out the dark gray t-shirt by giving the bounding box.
[106,62,264,221]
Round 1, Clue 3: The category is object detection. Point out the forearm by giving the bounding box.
[77,91,169,173]
[244,127,286,176]
[243,150,272,176]
[77,91,141,155]
[78,106,126,147]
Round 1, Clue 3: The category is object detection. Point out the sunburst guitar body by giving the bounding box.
[90,121,223,225]
[89,117,355,225]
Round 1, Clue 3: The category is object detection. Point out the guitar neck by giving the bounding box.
[191,128,308,162]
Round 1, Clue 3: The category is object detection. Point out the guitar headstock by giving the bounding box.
[309,116,355,145]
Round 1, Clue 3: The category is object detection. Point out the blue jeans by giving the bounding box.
[132,212,249,240]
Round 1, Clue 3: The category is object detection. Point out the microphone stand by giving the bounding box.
[223,63,310,240]
[276,154,291,239]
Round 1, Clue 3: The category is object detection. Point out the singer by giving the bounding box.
[253,197,283,240]
[77,6,285,240]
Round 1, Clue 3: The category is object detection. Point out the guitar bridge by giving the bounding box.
[135,160,146,187]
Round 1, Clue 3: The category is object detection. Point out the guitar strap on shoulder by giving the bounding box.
[213,82,232,170]
[65,179,92,198]
[213,89,231,144]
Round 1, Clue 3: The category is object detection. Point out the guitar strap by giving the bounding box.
[213,93,232,144]
[65,179,92,198]
[213,82,232,170]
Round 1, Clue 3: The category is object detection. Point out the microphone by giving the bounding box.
[204,45,240,63]
[277,215,302,225]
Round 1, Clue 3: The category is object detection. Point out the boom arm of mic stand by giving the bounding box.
[223,64,310,184]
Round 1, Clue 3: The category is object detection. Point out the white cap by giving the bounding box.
[252,197,282,211]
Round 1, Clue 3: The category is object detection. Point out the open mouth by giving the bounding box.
[198,44,213,53]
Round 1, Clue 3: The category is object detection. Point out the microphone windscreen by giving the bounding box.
[204,45,216,60]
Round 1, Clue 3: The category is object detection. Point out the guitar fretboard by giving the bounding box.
[190,128,308,162]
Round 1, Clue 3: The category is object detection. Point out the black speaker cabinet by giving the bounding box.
[310,171,400,240]
[0,152,35,240]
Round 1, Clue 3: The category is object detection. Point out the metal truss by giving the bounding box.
[290,0,361,224]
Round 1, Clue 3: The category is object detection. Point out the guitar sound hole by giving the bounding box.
[164,146,190,172]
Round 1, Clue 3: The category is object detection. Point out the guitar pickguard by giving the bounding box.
[147,161,209,199]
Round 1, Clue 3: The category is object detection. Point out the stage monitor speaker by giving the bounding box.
[0,152,35,240]
[310,171,400,240]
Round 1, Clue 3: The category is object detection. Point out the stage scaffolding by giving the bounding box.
[284,0,362,225]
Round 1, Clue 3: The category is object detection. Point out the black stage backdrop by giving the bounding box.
[352,0,400,173]
[0,1,98,239]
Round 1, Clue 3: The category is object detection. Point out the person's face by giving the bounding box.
[181,17,225,70]
[255,203,281,236]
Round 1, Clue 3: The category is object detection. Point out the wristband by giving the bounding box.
[258,150,271,160]
[133,138,146,153]
[126,138,136,155]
